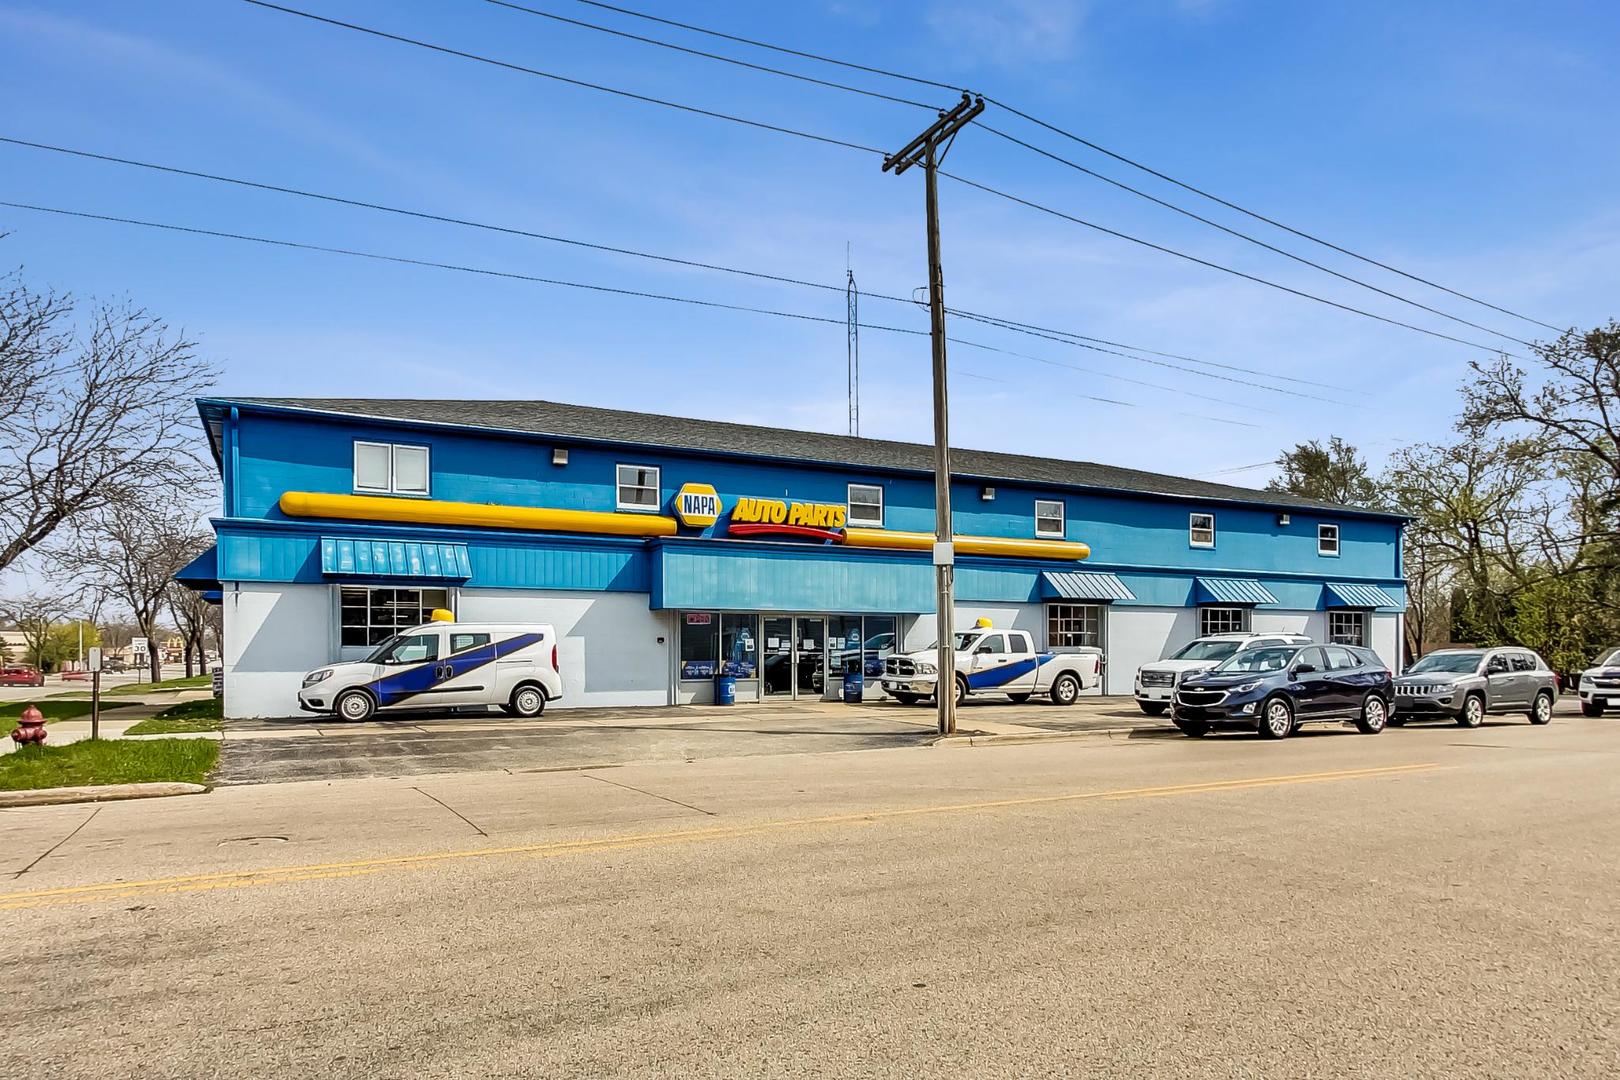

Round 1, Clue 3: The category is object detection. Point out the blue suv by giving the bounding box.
[1172,643,1394,739]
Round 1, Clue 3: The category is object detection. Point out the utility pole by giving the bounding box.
[883,91,984,736]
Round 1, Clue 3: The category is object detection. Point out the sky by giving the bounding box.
[2,0,1617,506]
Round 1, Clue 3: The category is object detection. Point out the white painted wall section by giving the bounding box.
[221,582,333,719]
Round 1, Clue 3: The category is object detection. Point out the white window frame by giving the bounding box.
[1199,606,1248,636]
[353,441,430,497]
[847,483,884,528]
[335,585,456,655]
[1328,609,1366,647]
[1318,523,1340,556]
[1035,499,1065,540]
[616,463,662,512]
[1189,512,1216,549]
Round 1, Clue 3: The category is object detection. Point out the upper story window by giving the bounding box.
[616,464,661,511]
[1318,523,1340,556]
[1035,499,1065,539]
[354,441,430,497]
[847,484,884,528]
[1189,512,1216,548]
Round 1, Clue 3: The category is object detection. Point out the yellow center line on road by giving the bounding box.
[0,762,1444,910]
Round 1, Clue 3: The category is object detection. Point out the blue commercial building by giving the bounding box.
[181,398,1408,717]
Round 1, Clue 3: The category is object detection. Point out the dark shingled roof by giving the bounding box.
[222,397,1403,519]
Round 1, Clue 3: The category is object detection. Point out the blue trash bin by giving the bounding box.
[714,673,737,706]
[842,668,863,704]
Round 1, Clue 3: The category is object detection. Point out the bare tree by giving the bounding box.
[53,499,212,682]
[0,263,217,574]
[167,579,215,677]
[0,592,69,669]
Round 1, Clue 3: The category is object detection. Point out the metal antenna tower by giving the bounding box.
[846,247,859,438]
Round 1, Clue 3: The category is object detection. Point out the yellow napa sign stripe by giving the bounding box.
[731,497,847,529]
[278,492,678,537]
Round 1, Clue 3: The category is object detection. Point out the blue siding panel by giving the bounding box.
[653,543,935,613]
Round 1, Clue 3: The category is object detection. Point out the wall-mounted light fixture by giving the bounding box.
[552,448,569,466]
[981,486,996,501]
[1277,513,1291,526]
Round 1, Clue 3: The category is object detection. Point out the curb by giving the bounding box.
[0,782,210,808]
[934,725,1180,747]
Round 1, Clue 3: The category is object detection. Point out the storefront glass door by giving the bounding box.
[762,617,794,697]
[795,618,826,698]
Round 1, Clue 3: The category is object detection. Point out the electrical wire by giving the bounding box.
[565,0,1561,332]
[0,135,1351,401]
[236,0,884,156]
[0,198,1265,430]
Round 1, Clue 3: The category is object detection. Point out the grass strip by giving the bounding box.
[0,738,219,791]
[124,697,223,736]
[0,700,136,736]
[102,674,212,697]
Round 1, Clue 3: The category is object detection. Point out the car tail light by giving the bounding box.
[551,644,559,671]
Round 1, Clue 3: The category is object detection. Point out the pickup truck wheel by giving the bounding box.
[1528,690,1554,725]
[891,691,919,706]
[953,676,969,707]
[1456,694,1485,728]
[1137,701,1168,716]
[334,688,376,723]
[1580,701,1605,717]
[1355,693,1389,734]
[1049,673,1080,706]
[510,685,546,718]
[1257,696,1293,739]
[1008,693,1032,704]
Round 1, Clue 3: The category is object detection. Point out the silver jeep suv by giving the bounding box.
[1391,646,1558,727]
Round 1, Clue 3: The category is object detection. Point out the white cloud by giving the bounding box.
[927,0,1088,68]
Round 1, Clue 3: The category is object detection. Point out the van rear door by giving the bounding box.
[431,630,497,706]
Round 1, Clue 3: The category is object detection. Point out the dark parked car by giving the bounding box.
[1,664,46,688]
[1172,644,1393,739]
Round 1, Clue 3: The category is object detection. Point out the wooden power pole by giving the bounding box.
[883,92,984,736]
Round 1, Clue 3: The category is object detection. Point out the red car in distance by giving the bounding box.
[1,664,46,688]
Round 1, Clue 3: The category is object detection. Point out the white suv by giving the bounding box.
[1135,632,1313,715]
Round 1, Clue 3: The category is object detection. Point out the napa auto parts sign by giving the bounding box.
[728,497,847,542]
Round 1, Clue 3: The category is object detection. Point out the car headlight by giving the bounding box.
[1233,680,1261,694]
[302,669,333,687]
[913,661,937,675]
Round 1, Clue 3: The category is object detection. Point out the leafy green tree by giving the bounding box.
[1267,437,1379,507]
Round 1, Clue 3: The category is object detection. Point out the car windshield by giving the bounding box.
[1596,648,1620,667]
[1408,651,1484,674]
[1212,645,1300,673]
[1172,640,1242,662]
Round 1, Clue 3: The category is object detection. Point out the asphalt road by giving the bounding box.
[3,714,1616,1078]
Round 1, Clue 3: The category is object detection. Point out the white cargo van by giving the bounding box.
[297,622,561,721]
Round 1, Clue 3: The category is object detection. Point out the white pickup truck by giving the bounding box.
[881,627,1102,706]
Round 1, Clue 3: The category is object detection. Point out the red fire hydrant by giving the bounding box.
[10,704,46,746]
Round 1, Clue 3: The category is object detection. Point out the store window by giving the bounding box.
[1328,610,1366,646]
[862,615,897,679]
[1199,607,1248,636]
[617,464,661,511]
[721,614,758,677]
[1048,603,1102,648]
[1318,523,1340,556]
[354,441,430,496]
[847,484,884,528]
[1035,499,1065,539]
[339,586,451,647]
[1190,512,1216,548]
[679,612,718,679]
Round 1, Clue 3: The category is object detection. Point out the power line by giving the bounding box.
[0,135,1353,402]
[0,198,1267,430]
[565,0,1561,333]
[956,367,1259,430]
[481,0,1529,348]
[939,169,1521,357]
[236,0,883,155]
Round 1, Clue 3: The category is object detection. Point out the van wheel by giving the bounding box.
[1457,694,1485,728]
[334,688,375,722]
[1258,696,1293,739]
[1355,693,1389,734]
[1528,691,1553,725]
[1049,673,1080,706]
[510,685,546,718]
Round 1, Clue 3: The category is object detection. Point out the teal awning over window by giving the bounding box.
[320,537,472,579]
[1039,571,1136,602]
[1193,577,1278,605]
[1324,582,1399,609]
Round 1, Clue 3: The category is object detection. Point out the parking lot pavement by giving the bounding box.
[213,697,1167,785]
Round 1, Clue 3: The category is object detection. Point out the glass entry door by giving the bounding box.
[794,618,826,698]
[762,617,794,697]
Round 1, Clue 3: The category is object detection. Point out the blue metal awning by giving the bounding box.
[1324,582,1399,609]
[1040,571,1136,602]
[174,544,220,592]
[320,537,473,579]
[1194,577,1278,605]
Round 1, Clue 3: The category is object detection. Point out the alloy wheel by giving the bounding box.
[1266,700,1292,737]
